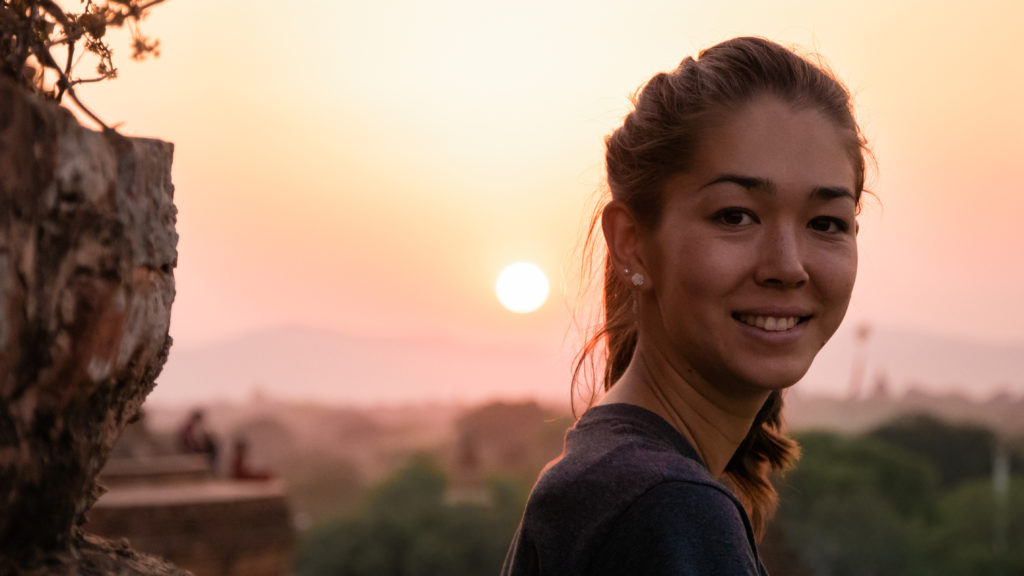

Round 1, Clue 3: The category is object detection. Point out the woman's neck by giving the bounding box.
[598,341,770,477]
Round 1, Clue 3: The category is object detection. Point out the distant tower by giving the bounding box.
[870,371,891,399]
[848,323,872,399]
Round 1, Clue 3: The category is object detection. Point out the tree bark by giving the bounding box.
[0,76,185,574]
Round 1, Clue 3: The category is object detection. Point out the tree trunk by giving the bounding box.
[0,77,186,575]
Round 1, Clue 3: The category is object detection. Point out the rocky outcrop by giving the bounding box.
[0,77,182,574]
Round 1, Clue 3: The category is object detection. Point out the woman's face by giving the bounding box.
[638,96,858,399]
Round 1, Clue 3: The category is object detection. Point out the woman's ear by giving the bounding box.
[602,201,649,288]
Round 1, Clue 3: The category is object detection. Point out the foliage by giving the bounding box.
[786,430,939,519]
[0,0,166,129]
[294,454,526,576]
[923,477,1024,576]
[776,426,1024,575]
[294,413,1024,576]
[777,431,939,575]
[868,413,1002,489]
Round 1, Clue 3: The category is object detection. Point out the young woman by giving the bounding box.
[501,37,868,576]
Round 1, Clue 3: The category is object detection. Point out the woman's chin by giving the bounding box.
[733,360,814,396]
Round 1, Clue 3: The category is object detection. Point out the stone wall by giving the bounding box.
[88,479,295,576]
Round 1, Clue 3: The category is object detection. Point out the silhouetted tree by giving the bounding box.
[869,413,1000,489]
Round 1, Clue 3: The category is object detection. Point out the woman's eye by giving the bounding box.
[714,209,756,227]
[809,217,849,234]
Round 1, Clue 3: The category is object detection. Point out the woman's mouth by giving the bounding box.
[733,314,809,332]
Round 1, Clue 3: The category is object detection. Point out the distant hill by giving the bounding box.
[149,325,1024,407]
[150,326,570,406]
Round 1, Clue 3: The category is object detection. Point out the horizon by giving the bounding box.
[148,322,1024,408]
[56,0,1024,406]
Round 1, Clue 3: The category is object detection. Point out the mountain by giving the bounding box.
[149,325,1024,407]
[149,326,571,406]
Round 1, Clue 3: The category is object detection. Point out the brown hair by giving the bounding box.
[572,36,868,537]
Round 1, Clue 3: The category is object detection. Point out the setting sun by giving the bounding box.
[496,262,550,314]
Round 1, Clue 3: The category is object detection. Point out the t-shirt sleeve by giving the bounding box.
[587,481,763,576]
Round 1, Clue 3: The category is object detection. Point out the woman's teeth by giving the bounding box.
[737,314,800,331]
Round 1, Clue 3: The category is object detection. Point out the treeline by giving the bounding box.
[293,409,1024,576]
[294,455,524,575]
[773,413,1024,575]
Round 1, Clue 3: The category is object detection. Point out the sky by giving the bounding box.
[64,0,1024,403]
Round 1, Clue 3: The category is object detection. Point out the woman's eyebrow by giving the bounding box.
[812,186,857,203]
[700,173,856,202]
[699,173,768,191]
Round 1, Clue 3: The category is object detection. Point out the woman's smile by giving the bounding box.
[635,96,858,396]
[733,313,808,332]
[732,313,811,348]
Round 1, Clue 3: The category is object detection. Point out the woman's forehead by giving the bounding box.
[687,97,857,194]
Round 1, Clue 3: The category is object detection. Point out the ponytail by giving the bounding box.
[723,390,800,538]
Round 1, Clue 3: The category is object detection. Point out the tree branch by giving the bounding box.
[2,0,167,130]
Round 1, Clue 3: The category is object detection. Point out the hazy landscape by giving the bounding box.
[150,325,1024,408]
[124,386,1024,574]
[138,386,1024,526]
[124,320,1024,574]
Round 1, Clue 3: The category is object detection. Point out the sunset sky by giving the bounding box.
[67,0,1024,404]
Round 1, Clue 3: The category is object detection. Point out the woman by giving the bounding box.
[501,37,867,575]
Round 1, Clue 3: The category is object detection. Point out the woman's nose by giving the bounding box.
[755,226,809,288]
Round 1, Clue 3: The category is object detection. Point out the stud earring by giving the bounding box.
[631,272,644,287]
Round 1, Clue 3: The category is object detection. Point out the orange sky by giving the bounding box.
[65,0,1024,402]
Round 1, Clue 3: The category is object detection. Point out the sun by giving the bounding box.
[496,262,550,314]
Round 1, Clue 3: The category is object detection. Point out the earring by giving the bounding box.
[624,268,644,287]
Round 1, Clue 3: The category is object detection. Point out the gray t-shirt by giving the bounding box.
[501,403,768,576]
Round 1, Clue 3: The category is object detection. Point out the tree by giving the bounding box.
[922,478,1024,575]
[294,454,525,576]
[1,0,166,129]
[773,418,1024,576]
[868,413,1001,489]
[775,431,939,576]
[0,15,178,571]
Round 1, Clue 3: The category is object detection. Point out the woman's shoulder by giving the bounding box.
[505,403,742,576]
[540,403,714,490]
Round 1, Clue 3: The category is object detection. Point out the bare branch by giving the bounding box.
[2,0,168,130]
[65,83,111,131]
[56,33,74,101]
[70,75,111,85]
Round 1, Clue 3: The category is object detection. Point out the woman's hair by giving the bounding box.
[573,36,869,538]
